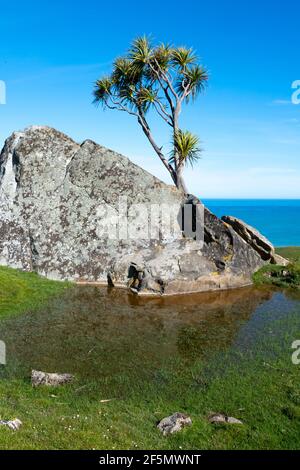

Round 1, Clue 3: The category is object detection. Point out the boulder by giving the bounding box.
[157,413,192,435]
[0,126,268,295]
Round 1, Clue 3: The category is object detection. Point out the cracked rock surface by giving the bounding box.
[0,126,267,295]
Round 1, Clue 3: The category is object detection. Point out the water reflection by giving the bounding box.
[0,286,276,383]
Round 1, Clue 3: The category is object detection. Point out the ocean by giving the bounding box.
[202,199,300,247]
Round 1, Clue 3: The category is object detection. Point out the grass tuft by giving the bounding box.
[0,266,71,319]
[253,247,300,289]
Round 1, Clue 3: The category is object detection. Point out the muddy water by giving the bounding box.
[0,286,299,388]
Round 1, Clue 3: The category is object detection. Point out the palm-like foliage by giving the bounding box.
[185,65,208,100]
[93,77,112,106]
[152,43,172,70]
[171,47,196,69]
[170,130,202,168]
[93,36,208,191]
[136,86,157,112]
[129,36,152,64]
[112,58,133,85]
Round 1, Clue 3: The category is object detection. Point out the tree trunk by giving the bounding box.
[175,166,189,194]
[137,111,189,194]
[172,107,189,193]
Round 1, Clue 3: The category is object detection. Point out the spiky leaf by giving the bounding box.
[176,65,208,101]
[170,130,202,168]
[171,47,197,69]
[93,77,113,105]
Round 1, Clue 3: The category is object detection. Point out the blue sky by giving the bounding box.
[0,0,299,198]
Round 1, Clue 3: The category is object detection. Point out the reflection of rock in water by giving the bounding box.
[0,286,273,382]
[174,288,273,359]
[126,286,273,360]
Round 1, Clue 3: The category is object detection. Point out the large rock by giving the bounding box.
[0,126,267,295]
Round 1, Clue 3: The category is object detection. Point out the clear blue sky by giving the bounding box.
[0,0,299,198]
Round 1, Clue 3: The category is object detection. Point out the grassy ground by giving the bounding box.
[0,261,299,450]
[276,247,300,263]
[253,247,300,288]
[0,305,299,450]
[0,266,71,319]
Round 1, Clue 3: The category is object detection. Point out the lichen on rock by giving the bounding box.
[0,126,270,295]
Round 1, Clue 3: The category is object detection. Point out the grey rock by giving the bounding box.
[157,413,192,435]
[208,413,243,425]
[0,126,268,295]
[222,215,275,262]
[31,370,74,387]
[0,419,23,431]
[273,253,289,267]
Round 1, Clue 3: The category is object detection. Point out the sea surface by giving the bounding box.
[203,199,300,247]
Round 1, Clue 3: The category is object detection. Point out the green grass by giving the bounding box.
[276,247,300,263]
[0,266,71,319]
[253,263,300,288]
[0,263,299,449]
[253,247,300,289]
[0,314,299,450]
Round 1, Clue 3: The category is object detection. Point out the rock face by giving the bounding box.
[272,253,290,267]
[222,216,275,262]
[0,126,268,295]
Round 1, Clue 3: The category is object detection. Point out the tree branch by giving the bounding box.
[148,61,176,114]
[104,93,176,183]
[152,58,179,101]
[153,100,173,127]
[107,96,139,117]
[137,109,176,183]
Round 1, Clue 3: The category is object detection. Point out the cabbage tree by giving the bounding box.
[94,37,208,193]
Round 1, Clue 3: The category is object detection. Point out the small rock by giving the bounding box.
[31,370,74,387]
[227,416,243,424]
[157,413,192,436]
[208,413,243,425]
[0,419,23,431]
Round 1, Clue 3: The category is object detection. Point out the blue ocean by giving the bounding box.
[202,199,300,247]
